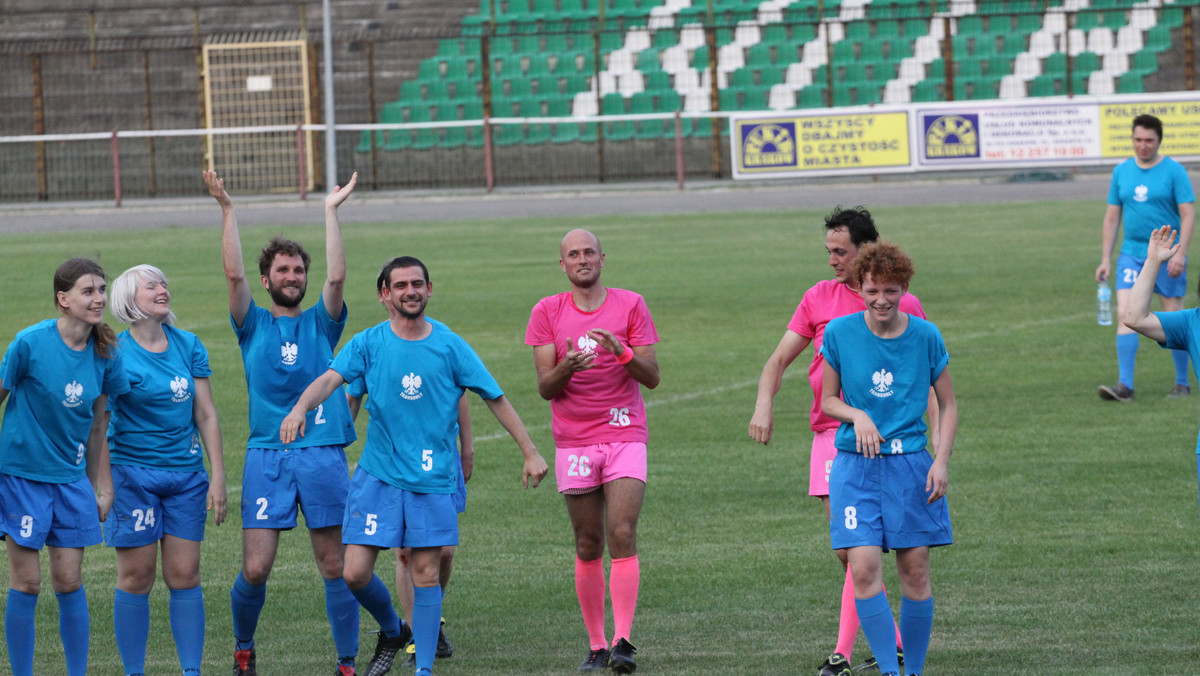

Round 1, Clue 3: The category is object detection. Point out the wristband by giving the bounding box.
[614,344,634,365]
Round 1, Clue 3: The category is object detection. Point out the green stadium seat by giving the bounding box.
[798,85,826,108]
[1118,71,1144,93]
[552,121,582,143]
[911,79,940,102]
[1030,73,1060,97]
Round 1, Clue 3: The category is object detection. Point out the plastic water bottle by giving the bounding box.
[1097,282,1113,326]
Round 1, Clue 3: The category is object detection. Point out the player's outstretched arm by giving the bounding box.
[457,394,475,482]
[483,394,548,488]
[1123,224,1179,343]
[192,377,227,526]
[205,171,252,327]
[926,367,957,504]
[820,361,883,458]
[86,397,114,522]
[749,330,811,445]
[280,369,347,444]
[533,340,594,400]
[321,172,356,321]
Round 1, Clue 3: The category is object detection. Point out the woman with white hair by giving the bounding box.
[106,263,227,676]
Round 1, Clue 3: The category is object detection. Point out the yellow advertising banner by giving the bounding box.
[734,111,910,177]
[1100,100,1200,158]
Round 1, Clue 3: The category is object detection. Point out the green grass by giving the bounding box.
[4,196,1200,675]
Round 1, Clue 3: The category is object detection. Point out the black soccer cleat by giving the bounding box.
[609,638,637,674]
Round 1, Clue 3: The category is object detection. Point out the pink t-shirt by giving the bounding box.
[787,279,926,432]
[525,288,659,446]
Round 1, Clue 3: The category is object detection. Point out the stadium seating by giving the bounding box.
[356,0,1189,150]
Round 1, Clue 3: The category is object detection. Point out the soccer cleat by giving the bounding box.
[364,623,412,676]
[577,648,610,672]
[817,652,851,676]
[1098,383,1134,402]
[401,640,416,668]
[436,618,454,658]
[609,638,637,674]
[233,647,257,676]
[335,663,356,676]
[852,648,903,673]
[1169,384,1191,398]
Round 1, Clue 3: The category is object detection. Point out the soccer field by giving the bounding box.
[1,191,1198,675]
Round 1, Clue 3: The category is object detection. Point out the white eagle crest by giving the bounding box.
[170,376,188,397]
[1134,184,1149,202]
[402,372,422,397]
[577,334,598,354]
[281,342,299,365]
[64,380,83,402]
[872,369,894,392]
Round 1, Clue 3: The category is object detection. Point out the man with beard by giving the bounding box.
[281,255,548,676]
[205,171,362,676]
[525,229,660,674]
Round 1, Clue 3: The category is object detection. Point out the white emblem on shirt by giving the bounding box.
[189,432,201,455]
[63,380,84,408]
[170,376,192,403]
[281,342,299,366]
[576,334,598,355]
[401,372,423,401]
[870,369,895,398]
[1134,184,1149,203]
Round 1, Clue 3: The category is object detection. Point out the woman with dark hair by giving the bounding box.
[106,263,226,676]
[0,257,130,676]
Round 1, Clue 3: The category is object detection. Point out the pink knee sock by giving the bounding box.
[575,556,608,650]
[609,555,639,644]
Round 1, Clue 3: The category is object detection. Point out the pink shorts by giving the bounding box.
[809,429,837,497]
[555,442,648,495]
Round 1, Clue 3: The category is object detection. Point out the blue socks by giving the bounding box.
[1173,349,1190,386]
[6,588,38,676]
[324,577,360,663]
[170,585,206,673]
[1117,332,1139,389]
[56,587,90,676]
[114,589,150,675]
[230,572,266,649]
[899,596,934,676]
[855,592,900,675]
[413,586,443,674]
[350,574,402,639]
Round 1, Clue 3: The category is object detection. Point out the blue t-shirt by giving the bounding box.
[232,297,356,450]
[820,313,949,456]
[0,319,130,483]
[1155,308,1200,453]
[108,325,212,472]
[1109,156,1195,258]
[331,319,501,493]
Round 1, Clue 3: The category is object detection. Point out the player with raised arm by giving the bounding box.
[1096,114,1195,402]
[820,242,957,676]
[106,264,227,676]
[749,207,918,676]
[282,256,547,676]
[1,258,130,676]
[205,170,362,676]
[526,229,660,674]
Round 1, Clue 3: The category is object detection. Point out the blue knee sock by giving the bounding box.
[56,587,90,676]
[899,596,934,676]
[1117,333,1139,389]
[6,589,38,676]
[113,588,150,675]
[855,592,900,675]
[349,574,401,638]
[1172,349,1190,386]
[324,577,360,663]
[230,572,266,649]
[169,586,205,674]
[413,585,443,674]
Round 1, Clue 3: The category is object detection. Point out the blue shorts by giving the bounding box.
[104,465,208,547]
[1115,252,1187,297]
[829,451,953,552]
[241,445,350,530]
[342,469,458,550]
[0,473,102,549]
